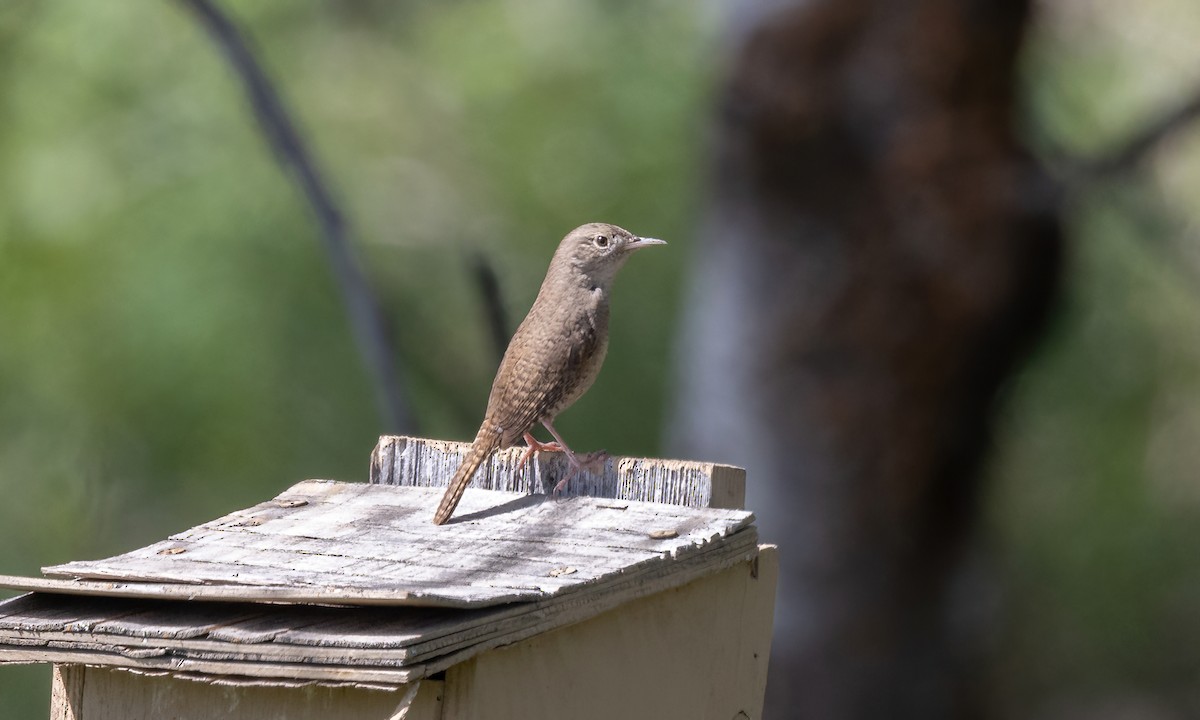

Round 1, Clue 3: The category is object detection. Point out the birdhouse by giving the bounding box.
[0,436,777,719]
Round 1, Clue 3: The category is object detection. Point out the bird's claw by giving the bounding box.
[517,433,566,472]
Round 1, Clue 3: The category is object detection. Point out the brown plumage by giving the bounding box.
[432,223,665,525]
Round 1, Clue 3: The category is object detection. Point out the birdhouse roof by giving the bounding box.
[0,437,755,687]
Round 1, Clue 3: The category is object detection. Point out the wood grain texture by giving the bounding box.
[0,534,759,684]
[51,664,84,720]
[29,480,752,608]
[371,435,746,510]
[0,474,760,686]
[2,467,768,702]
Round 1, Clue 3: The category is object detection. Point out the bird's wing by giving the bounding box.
[484,311,602,445]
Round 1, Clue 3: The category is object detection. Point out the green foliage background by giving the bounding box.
[1,1,1198,717]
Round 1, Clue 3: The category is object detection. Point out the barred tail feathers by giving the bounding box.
[432,427,502,525]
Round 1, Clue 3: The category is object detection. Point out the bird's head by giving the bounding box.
[554,222,666,286]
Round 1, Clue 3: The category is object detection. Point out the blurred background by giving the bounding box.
[1,0,1198,718]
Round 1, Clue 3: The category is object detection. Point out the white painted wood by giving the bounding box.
[443,547,778,720]
[370,435,746,510]
[53,665,443,720]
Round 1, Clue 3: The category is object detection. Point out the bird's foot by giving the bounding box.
[517,432,566,472]
[551,475,573,496]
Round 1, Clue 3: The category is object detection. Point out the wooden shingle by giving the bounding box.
[0,440,761,689]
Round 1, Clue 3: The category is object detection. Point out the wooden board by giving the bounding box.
[38,550,775,719]
[0,534,759,683]
[25,480,752,608]
[444,547,777,720]
[51,665,444,720]
[370,435,747,510]
[0,464,765,689]
[31,551,774,716]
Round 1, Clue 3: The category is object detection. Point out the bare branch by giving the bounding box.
[468,252,509,365]
[1078,90,1200,180]
[178,0,412,433]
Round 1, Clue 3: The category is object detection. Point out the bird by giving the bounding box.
[432,222,665,525]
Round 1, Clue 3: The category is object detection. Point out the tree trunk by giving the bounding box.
[669,1,1061,717]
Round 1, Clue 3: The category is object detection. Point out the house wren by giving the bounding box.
[433,223,665,524]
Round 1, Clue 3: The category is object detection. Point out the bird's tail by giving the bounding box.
[433,426,502,525]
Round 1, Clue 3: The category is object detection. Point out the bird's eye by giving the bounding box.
[594,235,609,248]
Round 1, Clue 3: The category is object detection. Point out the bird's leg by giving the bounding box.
[516,431,565,472]
[541,420,609,495]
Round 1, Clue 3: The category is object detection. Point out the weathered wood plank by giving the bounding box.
[370,435,747,509]
[50,664,84,720]
[29,481,752,608]
[0,536,760,683]
[0,575,487,607]
[0,465,765,690]
[18,543,755,613]
[90,605,272,640]
[0,645,419,683]
[0,594,143,634]
[39,547,773,719]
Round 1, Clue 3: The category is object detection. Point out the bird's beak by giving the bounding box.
[626,236,667,252]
